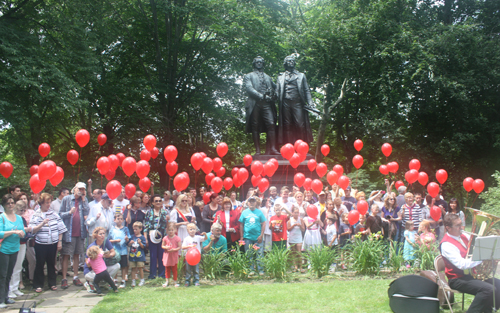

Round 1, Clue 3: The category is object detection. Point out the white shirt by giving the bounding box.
[182,235,204,253]
[441,233,482,270]
[49,198,63,214]
[86,204,115,234]
[274,198,293,212]
[326,223,338,245]
[112,199,130,215]
[224,211,230,231]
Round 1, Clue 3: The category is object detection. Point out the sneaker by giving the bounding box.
[13,290,24,296]
[185,282,190,287]
[131,280,136,287]
[162,281,169,288]
[8,292,17,298]
[73,278,83,287]
[0,303,7,309]
[119,282,126,289]
[61,279,69,289]
[174,283,180,288]
[84,282,92,293]
[5,298,15,305]
[194,282,200,287]
[138,279,145,287]
[113,279,118,285]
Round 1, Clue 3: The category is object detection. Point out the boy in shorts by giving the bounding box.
[128,221,146,287]
[108,213,130,288]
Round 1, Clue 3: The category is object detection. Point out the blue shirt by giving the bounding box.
[108,226,131,256]
[238,209,266,241]
[0,214,24,254]
[129,234,146,262]
[202,232,227,253]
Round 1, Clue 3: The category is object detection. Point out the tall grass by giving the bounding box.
[262,245,290,280]
[306,245,337,278]
[349,232,385,275]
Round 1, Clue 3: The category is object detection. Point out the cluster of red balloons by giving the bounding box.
[247,158,278,193]
[30,160,64,193]
[379,162,399,175]
[463,177,484,194]
[280,140,309,168]
[188,142,231,193]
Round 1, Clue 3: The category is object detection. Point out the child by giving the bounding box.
[181,223,207,287]
[128,221,146,287]
[325,217,338,249]
[269,204,289,250]
[302,211,323,252]
[287,206,305,272]
[403,220,417,267]
[338,213,352,270]
[162,222,181,287]
[86,246,118,295]
[108,213,130,288]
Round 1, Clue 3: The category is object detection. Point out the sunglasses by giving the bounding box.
[181,200,188,202]
[154,200,162,203]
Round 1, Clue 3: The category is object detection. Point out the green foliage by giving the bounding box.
[349,233,385,275]
[387,241,405,273]
[414,244,439,271]
[226,246,251,280]
[262,245,290,280]
[305,245,337,278]
[201,252,228,280]
[177,254,186,282]
[479,171,500,216]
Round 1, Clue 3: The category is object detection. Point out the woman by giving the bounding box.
[293,191,309,219]
[215,197,241,250]
[368,190,384,210]
[144,194,169,279]
[201,193,221,233]
[0,195,25,307]
[84,227,120,289]
[416,220,436,248]
[446,198,465,230]
[170,194,196,243]
[381,196,402,242]
[366,205,385,238]
[401,192,423,231]
[29,193,66,293]
[321,200,339,229]
[163,191,174,211]
[16,193,35,286]
[124,196,146,236]
[333,197,348,217]
[139,193,151,215]
[304,190,316,204]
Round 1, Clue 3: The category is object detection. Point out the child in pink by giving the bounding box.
[86,246,117,295]
[162,222,181,287]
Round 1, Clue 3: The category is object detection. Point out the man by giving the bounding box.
[88,189,103,211]
[229,191,241,210]
[202,222,227,254]
[9,185,21,198]
[268,187,279,206]
[112,187,129,215]
[341,187,356,211]
[244,56,279,155]
[395,186,407,208]
[196,187,206,202]
[275,55,318,144]
[274,186,293,212]
[440,214,500,312]
[314,191,327,215]
[239,197,266,275]
[172,190,180,204]
[188,187,197,201]
[49,188,70,214]
[86,193,114,237]
[59,182,90,289]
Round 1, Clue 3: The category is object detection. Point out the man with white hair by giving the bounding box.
[86,193,114,237]
[396,186,407,208]
[202,222,227,254]
[59,182,89,289]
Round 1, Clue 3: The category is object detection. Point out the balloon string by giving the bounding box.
[77,147,82,181]
[91,146,101,175]
[195,170,198,190]
[356,170,358,189]
[465,192,469,207]
[470,194,478,208]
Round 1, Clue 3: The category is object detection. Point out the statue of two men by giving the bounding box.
[245,55,316,156]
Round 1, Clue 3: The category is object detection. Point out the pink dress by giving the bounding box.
[162,235,181,267]
[420,232,436,247]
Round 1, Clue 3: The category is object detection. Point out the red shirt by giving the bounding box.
[72,198,81,237]
[270,215,288,242]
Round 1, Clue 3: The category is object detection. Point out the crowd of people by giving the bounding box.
[0,178,467,308]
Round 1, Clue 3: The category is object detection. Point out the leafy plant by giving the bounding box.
[177,254,186,282]
[387,241,404,273]
[201,251,228,279]
[349,232,385,275]
[480,171,500,216]
[414,243,439,271]
[227,246,251,280]
[306,245,337,278]
[263,245,290,280]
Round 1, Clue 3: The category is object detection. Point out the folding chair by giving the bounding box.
[434,255,465,312]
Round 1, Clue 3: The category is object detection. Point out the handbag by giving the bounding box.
[102,239,121,266]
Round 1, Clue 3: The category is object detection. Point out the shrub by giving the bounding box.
[201,251,228,279]
[306,245,337,278]
[227,246,251,280]
[387,241,404,273]
[349,232,385,275]
[263,245,290,280]
[177,254,186,282]
[414,243,439,270]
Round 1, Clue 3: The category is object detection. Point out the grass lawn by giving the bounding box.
[90,277,474,313]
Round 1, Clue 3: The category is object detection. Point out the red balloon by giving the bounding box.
[321,144,330,157]
[381,143,392,157]
[262,162,270,177]
[97,134,107,146]
[269,158,279,168]
[143,135,157,151]
[164,145,178,163]
[122,157,137,177]
[258,178,269,193]
[105,169,115,180]
[326,171,339,186]
[140,149,151,161]
[316,162,328,178]
[418,172,429,186]
[67,150,79,166]
[333,164,344,177]
[473,179,485,194]
[379,165,389,176]
[97,157,111,175]
[216,142,228,158]
[216,166,226,177]
[186,247,201,266]
[405,169,419,184]
[436,169,448,185]
[136,160,150,179]
[151,147,159,159]
[352,154,363,169]
[294,140,304,151]
[174,172,189,192]
[306,204,319,219]
[307,159,317,172]
[337,175,350,190]
[75,129,90,148]
[29,174,46,194]
[303,178,312,191]
[50,167,64,186]
[116,153,126,166]
[357,200,368,215]
[201,157,214,174]
[29,165,39,176]
[108,154,119,171]
[205,173,216,186]
[211,177,223,193]
[203,192,212,205]
[106,180,123,200]
[139,177,151,193]
[297,142,309,156]
[311,179,323,195]
[251,175,261,187]
[427,182,440,198]
[213,158,223,172]
[199,152,207,159]
[348,210,360,226]
[280,144,294,160]
[289,153,301,169]
[266,160,278,177]
[430,206,442,222]
[463,177,474,192]
[125,184,136,199]
[38,160,57,180]
[387,161,399,173]
[243,154,253,167]
[238,168,249,184]
[191,153,203,171]
[409,159,421,171]
[395,181,404,190]
[294,173,305,187]
[166,161,178,177]
[38,143,50,158]
[354,139,363,152]
[223,177,233,190]
[231,167,239,178]
[251,161,264,176]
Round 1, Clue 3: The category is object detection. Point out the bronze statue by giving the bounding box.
[276,55,319,144]
[244,56,279,155]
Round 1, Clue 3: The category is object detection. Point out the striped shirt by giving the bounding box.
[29,209,67,245]
[401,204,424,229]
